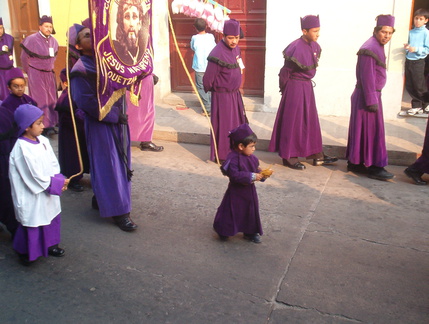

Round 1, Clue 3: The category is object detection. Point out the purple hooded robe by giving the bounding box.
[70,55,131,218]
[20,32,58,128]
[213,150,263,237]
[269,36,323,159]
[203,41,246,161]
[346,36,388,167]
[0,32,14,100]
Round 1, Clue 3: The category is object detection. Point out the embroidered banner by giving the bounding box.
[89,0,153,120]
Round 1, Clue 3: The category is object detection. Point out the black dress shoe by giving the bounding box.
[347,161,368,173]
[368,166,394,181]
[68,182,84,192]
[404,167,426,185]
[139,141,164,152]
[313,155,338,166]
[283,159,306,170]
[18,253,34,266]
[243,233,262,244]
[113,214,138,232]
[48,245,65,257]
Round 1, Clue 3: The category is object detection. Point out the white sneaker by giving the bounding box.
[407,108,424,115]
[425,107,429,113]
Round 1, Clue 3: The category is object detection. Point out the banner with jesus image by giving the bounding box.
[89,0,153,120]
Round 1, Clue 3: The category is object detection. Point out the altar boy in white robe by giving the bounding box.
[9,104,69,265]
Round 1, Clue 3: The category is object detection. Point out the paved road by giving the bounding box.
[1,140,428,323]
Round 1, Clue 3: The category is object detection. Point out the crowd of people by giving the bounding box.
[0,8,429,264]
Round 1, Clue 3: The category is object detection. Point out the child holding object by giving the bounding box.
[9,104,69,265]
[213,123,272,244]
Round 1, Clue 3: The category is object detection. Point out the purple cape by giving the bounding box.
[70,55,131,217]
[203,41,246,161]
[269,37,323,159]
[346,36,388,167]
[213,150,263,236]
[0,32,14,100]
[1,93,38,114]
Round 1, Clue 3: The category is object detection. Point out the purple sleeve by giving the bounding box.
[358,55,378,107]
[203,61,219,93]
[46,174,66,196]
[226,157,253,184]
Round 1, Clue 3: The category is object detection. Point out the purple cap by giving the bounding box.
[229,123,254,142]
[0,17,3,25]
[5,67,24,83]
[67,23,85,46]
[81,18,91,29]
[376,14,395,27]
[301,15,320,29]
[14,104,43,136]
[223,19,240,36]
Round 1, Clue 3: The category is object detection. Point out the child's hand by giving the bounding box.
[63,179,70,191]
[254,173,264,181]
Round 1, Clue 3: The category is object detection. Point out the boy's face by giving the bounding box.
[75,28,92,54]
[26,115,44,139]
[239,142,256,156]
[414,15,428,28]
[302,27,320,43]
[9,78,26,97]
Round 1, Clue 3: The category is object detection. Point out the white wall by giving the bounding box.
[264,0,412,120]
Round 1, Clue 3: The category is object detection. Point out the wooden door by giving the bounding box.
[7,0,40,68]
[169,0,266,97]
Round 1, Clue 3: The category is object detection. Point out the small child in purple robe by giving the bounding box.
[213,123,272,244]
[1,67,37,114]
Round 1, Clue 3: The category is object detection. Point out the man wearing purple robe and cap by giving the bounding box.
[346,15,395,181]
[20,15,59,136]
[0,18,15,101]
[203,19,246,162]
[269,15,337,170]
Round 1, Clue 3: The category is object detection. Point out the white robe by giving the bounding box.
[9,135,62,227]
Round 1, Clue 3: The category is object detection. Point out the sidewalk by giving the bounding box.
[153,92,428,166]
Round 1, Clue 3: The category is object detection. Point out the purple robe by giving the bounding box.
[0,32,14,101]
[70,55,131,218]
[269,36,323,159]
[346,36,388,167]
[0,107,18,235]
[20,32,58,128]
[1,93,38,114]
[213,150,263,236]
[55,88,89,180]
[127,74,155,142]
[203,41,246,161]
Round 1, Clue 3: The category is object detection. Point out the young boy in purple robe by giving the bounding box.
[9,104,69,265]
[203,19,246,162]
[0,18,14,101]
[268,15,337,170]
[20,15,58,136]
[1,67,38,114]
[346,15,395,181]
[213,124,272,244]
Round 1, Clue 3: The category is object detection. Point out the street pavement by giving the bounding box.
[1,131,429,323]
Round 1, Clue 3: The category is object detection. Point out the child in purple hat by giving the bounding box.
[213,123,272,243]
[9,104,69,265]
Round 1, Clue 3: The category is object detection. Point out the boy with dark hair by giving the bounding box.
[403,8,429,115]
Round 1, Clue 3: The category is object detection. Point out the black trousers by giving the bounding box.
[405,58,429,108]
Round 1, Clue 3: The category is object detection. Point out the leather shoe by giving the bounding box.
[404,167,426,185]
[68,182,84,192]
[283,159,306,170]
[48,245,65,257]
[313,155,338,166]
[368,166,394,181]
[139,141,164,152]
[243,233,262,243]
[347,161,368,174]
[113,214,138,232]
[18,253,34,266]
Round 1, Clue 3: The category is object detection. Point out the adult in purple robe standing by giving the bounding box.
[269,15,337,170]
[0,18,14,101]
[203,19,246,162]
[70,26,137,232]
[20,15,58,135]
[346,15,395,181]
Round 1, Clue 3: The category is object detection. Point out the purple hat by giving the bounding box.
[223,19,240,36]
[5,67,24,83]
[229,123,254,142]
[14,104,43,136]
[67,23,85,46]
[301,15,320,29]
[0,17,3,25]
[376,14,395,27]
[39,15,56,34]
[81,18,91,29]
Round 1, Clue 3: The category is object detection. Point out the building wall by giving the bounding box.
[264,0,412,120]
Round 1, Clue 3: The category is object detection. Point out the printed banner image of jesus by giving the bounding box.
[111,0,150,66]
